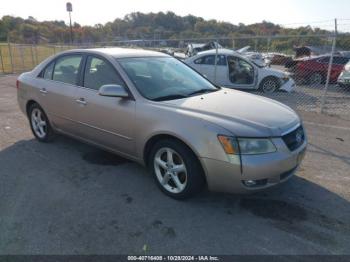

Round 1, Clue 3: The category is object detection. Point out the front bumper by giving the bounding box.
[280,79,296,92]
[201,137,307,194]
[337,75,350,86]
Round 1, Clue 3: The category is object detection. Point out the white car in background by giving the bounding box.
[185,49,296,93]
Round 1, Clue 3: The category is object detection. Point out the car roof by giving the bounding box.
[60,47,169,58]
[196,48,238,56]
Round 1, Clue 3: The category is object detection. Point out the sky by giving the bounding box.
[1,0,349,31]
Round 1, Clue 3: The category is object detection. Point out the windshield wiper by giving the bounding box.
[152,94,188,101]
[187,89,217,97]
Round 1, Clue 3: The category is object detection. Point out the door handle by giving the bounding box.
[39,88,48,94]
[76,98,87,105]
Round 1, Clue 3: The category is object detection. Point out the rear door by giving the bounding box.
[74,55,136,156]
[36,54,83,134]
[193,55,228,85]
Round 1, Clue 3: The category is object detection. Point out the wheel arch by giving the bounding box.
[143,133,208,184]
[26,100,53,126]
[26,100,40,117]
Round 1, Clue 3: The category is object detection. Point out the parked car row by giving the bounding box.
[182,42,350,89]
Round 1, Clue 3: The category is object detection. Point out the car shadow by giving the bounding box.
[0,136,349,254]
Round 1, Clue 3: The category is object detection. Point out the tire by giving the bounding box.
[259,77,280,93]
[148,139,205,200]
[28,103,55,142]
[308,72,323,86]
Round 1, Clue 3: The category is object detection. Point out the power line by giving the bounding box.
[278,19,334,26]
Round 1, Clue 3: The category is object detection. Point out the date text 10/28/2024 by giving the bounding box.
[127,256,219,261]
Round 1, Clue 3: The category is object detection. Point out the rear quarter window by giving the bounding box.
[39,61,55,80]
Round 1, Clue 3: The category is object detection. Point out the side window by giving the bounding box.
[333,57,349,65]
[217,55,227,66]
[195,55,226,66]
[202,55,215,65]
[52,55,82,85]
[41,62,55,80]
[319,57,330,64]
[83,56,124,91]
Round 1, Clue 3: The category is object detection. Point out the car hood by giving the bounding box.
[162,88,300,137]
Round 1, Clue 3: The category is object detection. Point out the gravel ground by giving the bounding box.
[0,74,349,255]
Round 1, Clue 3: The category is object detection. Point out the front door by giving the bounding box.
[226,55,256,89]
[74,55,136,156]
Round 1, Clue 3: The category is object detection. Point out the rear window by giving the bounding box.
[52,55,83,85]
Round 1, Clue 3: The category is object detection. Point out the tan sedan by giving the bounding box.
[17,48,307,199]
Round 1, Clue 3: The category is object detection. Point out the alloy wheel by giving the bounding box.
[31,108,47,138]
[262,79,278,93]
[153,147,187,194]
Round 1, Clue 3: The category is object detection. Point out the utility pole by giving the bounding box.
[66,2,73,45]
[321,18,337,113]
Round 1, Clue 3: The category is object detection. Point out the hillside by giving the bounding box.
[0,12,349,50]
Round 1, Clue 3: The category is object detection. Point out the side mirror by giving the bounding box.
[99,84,129,98]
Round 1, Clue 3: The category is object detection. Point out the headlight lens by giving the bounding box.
[281,73,290,81]
[218,135,276,155]
[238,138,276,154]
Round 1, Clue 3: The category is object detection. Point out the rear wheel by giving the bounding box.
[149,139,205,199]
[28,103,55,142]
[308,72,323,85]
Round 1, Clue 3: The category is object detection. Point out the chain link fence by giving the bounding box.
[1,33,349,119]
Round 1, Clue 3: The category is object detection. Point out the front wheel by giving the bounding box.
[28,103,55,142]
[149,139,205,199]
[260,77,280,93]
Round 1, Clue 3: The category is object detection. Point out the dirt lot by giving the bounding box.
[0,74,349,255]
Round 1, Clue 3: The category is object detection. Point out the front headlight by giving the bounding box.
[237,138,276,155]
[218,135,276,156]
[281,73,290,82]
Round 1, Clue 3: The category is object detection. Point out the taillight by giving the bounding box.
[16,80,19,89]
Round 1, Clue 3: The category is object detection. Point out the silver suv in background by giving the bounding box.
[17,48,307,199]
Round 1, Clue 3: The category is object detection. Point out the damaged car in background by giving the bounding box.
[285,54,350,85]
[185,41,222,57]
[185,49,295,93]
[236,46,269,67]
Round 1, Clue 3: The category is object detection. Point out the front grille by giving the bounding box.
[282,125,305,151]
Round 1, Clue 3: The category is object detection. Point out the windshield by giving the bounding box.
[118,57,218,101]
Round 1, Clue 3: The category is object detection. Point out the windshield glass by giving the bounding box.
[118,57,218,101]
